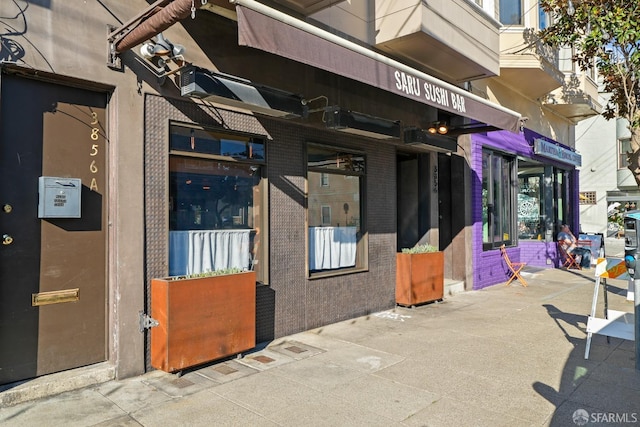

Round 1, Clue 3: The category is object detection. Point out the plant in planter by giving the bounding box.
[151,268,256,373]
[396,244,444,307]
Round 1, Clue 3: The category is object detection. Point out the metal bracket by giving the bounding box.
[139,311,159,332]
[107,25,123,71]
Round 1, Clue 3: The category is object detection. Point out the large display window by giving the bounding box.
[168,124,267,283]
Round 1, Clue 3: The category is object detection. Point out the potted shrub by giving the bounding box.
[150,268,256,373]
[396,244,444,307]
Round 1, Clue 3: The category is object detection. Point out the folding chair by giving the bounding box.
[557,241,581,270]
[499,244,528,287]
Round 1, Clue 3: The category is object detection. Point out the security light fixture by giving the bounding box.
[140,33,185,66]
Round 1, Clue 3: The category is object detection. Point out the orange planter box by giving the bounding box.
[396,252,444,306]
[151,272,256,373]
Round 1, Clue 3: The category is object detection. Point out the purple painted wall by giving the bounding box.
[470,130,577,289]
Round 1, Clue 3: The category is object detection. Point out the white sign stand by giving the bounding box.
[584,257,635,359]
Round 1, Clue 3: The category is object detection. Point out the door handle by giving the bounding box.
[3,234,13,245]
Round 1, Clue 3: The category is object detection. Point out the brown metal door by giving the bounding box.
[0,72,107,385]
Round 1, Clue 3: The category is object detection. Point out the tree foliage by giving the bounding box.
[538,0,640,184]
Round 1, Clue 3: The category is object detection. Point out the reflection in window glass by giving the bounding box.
[168,126,265,282]
[500,0,523,25]
[482,149,516,249]
[170,125,265,160]
[517,162,569,241]
[518,175,542,239]
[307,144,366,274]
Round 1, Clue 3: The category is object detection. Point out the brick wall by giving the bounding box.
[266,119,397,337]
[470,133,563,289]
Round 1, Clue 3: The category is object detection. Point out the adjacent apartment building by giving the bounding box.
[0,0,598,394]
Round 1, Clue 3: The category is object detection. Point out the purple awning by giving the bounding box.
[236,3,521,133]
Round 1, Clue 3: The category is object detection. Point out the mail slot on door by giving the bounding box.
[38,177,82,218]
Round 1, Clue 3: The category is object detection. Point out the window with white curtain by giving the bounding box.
[168,124,267,283]
[307,144,367,275]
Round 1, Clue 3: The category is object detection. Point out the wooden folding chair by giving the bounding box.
[557,241,581,270]
[499,245,528,287]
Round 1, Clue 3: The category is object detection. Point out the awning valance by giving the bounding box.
[233,0,521,133]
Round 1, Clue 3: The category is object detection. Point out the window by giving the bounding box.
[516,161,570,241]
[538,1,551,29]
[320,173,329,187]
[580,192,597,205]
[307,144,366,275]
[321,205,331,225]
[482,150,517,249]
[499,0,523,25]
[619,138,631,169]
[168,124,267,283]
[559,47,576,73]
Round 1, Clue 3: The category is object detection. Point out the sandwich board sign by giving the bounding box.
[584,257,635,359]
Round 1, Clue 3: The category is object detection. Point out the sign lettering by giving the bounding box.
[393,70,466,113]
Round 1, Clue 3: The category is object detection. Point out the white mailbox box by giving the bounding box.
[38,177,82,218]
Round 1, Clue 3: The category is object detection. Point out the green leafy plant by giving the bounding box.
[401,244,438,254]
[538,1,640,186]
[168,267,246,281]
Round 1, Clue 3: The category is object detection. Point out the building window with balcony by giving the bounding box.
[500,0,523,25]
[482,149,517,249]
[307,144,367,275]
[619,137,631,169]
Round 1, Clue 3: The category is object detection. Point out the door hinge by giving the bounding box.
[139,311,159,332]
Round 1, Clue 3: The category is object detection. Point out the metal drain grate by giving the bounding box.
[171,377,194,389]
[213,364,239,375]
[284,345,308,354]
[252,355,275,364]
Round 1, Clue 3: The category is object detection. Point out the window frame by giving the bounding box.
[482,149,517,250]
[579,191,597,205]
[619,137,631,170]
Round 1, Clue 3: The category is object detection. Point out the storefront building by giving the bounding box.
[1,0,525,396]
[471,129,582,289]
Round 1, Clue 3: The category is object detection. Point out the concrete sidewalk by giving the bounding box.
[1,265,639,426]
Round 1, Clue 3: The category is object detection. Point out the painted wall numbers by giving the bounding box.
[89,111,100,192]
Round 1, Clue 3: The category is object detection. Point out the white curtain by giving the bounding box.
[308,226,357,270]
[169,230,251,276]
